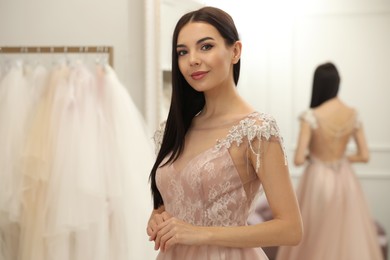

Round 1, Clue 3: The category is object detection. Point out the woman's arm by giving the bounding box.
[202,139,303,248]
[347,125,370,163]
[294,120,311,166]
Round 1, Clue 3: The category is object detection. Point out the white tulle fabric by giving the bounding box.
[154,112,287,260]
[0,61,156,260]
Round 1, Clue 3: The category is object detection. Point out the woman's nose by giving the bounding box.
[189,53,200,66]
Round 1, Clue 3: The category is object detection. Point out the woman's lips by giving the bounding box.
[191,71,208,80]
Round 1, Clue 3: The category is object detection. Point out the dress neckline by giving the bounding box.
[169,111,260,173]
[190,111,258,131]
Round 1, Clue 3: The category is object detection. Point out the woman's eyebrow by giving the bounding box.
[196,37,214,44]
[176,37,215,48]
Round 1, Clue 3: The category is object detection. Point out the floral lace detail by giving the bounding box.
[300,108,361,131]
[157,147,249,226]
[153,112,287,169]
[215,112,287,172]
[153,120,166,155]
[299,109,318,129]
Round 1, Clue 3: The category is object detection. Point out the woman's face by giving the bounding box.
[176,22,240,93]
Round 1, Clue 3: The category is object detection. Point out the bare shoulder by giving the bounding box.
[315,98,355,118]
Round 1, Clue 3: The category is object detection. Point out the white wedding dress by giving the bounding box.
[0,60,157,260]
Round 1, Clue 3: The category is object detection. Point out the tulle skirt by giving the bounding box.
[157,245,268,260]
[276,157,383,260]
[0,62,157,260]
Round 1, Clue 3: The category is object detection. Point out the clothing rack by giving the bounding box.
[0,46,114,67]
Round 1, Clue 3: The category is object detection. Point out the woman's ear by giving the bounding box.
[232,41,242,64]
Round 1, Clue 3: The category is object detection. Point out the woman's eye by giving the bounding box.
[201,44,213,51]
[177,50,187,56]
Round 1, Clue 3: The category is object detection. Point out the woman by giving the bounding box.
[276,62,383,260]
[146,6,302,260]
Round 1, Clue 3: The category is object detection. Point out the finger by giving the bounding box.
[154,221,171,250]
[150,220,167,241]
[149,215,166,240]
[147,220,156,235]
[161,211,172,221]
[155,214,164,225]
[153,240,160,251]
[157,218,170,230]
[147,227,153,237]
[151,214,173,241]
[160,229,176,252]
[154,228,164,250]
[147,228,156,241]
[156,221,175,251]
[147,219,157,236]
[154,235,160,251]
[150,230,158,241]
[163,236,176,252]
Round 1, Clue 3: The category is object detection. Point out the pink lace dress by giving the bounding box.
[153,112,287,260]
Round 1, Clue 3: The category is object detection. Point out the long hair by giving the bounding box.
[310,62,340,108]
[149,6,241,209]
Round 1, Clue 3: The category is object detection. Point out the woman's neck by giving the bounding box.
[200,89,253,119]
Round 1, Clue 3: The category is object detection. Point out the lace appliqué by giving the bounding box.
[301,108,362,131]
[215,112,287,172]
[153,121,166,155]
[299,109,318,129]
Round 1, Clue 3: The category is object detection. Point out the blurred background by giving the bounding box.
[0,0,389,258]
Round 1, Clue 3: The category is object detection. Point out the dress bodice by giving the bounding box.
[154,112,287,227]
[157,146,251,226]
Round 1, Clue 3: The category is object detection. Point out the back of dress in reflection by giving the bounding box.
[276,98,383,260]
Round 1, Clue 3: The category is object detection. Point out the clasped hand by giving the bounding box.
[147,211,203,252]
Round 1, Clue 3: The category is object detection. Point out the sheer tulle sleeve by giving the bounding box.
[213,112,287,173]
[252,136,289,190]
[152,121,166,155]
[248,114,288,173]
[299,109,317,129]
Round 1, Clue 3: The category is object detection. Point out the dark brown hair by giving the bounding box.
[310,62,340,108]
[149,6,241,209]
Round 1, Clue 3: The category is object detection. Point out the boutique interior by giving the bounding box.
[0,0,389,259]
